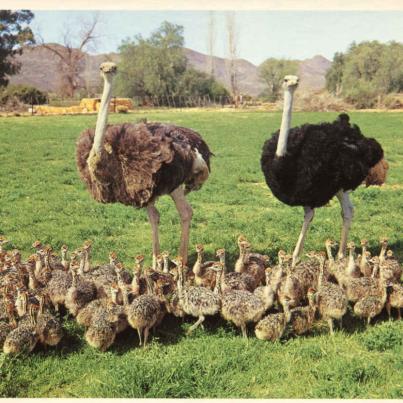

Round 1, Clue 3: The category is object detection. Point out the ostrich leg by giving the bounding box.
[336,191,354,259]
[292,207,315,267]
[147,204,160,270]
[170,187,193,265]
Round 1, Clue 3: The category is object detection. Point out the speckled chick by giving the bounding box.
[254,300,291,342]
[386,283,403,320]
[85,317,117,351]
[175,257,221,335]
[219,264,271,338]
[314,252,347,334]
[65,265,97,316]
[125,274,162,347]
[285,289,316,336]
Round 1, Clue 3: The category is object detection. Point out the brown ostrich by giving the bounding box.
[76,62,212,266]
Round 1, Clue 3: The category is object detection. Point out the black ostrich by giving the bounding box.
[261,75,388,266]
[76,63,212,267]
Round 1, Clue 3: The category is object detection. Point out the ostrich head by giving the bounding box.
[216,248,225,259]
[282,75,299,91]
[32,240,42,250]
[99,62,117,78]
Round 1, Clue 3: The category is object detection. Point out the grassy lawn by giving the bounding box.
[0,110,402,398]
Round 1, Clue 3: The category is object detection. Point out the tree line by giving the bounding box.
[1,11,403,109]
[326,41,403,108]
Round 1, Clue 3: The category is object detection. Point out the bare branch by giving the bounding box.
[36,13,101,97]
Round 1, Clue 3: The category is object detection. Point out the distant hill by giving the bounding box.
[9,44,331,97]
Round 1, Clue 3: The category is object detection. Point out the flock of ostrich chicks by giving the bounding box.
[0,234,401,354]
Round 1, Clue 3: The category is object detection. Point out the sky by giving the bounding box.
[32,10,403,65]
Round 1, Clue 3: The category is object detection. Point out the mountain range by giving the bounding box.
[9,44,332,97]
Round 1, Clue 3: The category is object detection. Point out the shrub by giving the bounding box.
[0,84,47,105]
[383,93,403,109]
[116,105,129,113]
[292,90,353,112]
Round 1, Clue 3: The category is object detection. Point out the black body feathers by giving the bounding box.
[261,114,384,208]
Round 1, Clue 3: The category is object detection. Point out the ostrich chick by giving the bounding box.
[284,288,317,336]
[255,299,291,342]
[219,264,273,338]
[3,303,39,354]
[386,283,403,320]
[381,249,402,283]
[345,242,361,279]
[359,240,372,277]
[277,254,304,309]
[85,317,117,352]
[217,248,256,292]
[314,252,347,334]
[175,256,221,335]
[354,292,387,326]
[192,244,217,289]
[65,264,97,316]
[35,295,63,347]
[125,274,162,347]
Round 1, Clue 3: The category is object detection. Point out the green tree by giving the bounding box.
[115,21,187,100]
[326,41,403,108]
[326,52,345,95]
[116,21,229,104]
[178,68,228,98]
[0,10,35,86]
[258,58,298,101]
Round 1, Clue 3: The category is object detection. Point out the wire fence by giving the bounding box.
[0,94,263,115]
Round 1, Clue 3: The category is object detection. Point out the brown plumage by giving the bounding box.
[386,283,403,320]
[85,317,117,352]
[76,122,211,207]
[277,255,304,309]
[75,63,212,266]
[313,253,347,334]
[234,239,266,289]
[125,275,163,347]
[65,266,97,317]
[254,307,290,342]
[219,265,273,338]
[364,158,389,186]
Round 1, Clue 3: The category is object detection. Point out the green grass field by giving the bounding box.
[0,110,402,398]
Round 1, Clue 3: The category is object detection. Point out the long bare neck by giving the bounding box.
[346,247,354,271]
[84,250,90,273]
[276,89,294,157]
[92,76,113,154]
[325,244,334,263]
[214,271,222,295]
[61,250,68,270]
[318,260,326,288]
[379,243,387,263]
[193,251,203,276]
[28,267,39,290]
[163,257,169,274]
[235,249,246,273]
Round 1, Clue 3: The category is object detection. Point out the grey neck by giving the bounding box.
[276,89,294,157]
[92,75,113,155]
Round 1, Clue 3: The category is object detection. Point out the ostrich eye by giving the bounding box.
[284,79,288,82]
